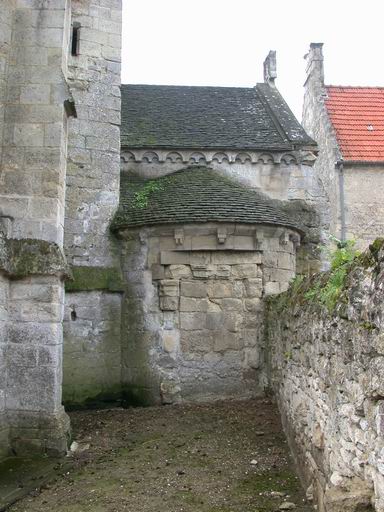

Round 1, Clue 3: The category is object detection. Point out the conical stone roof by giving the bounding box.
[111,167,300,232]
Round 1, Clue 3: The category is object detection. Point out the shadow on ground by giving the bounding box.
[6,399,314,512]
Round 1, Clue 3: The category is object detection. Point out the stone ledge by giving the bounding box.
[0,235,69,279]
[65,266,124,292]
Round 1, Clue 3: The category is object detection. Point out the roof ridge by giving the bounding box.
[254,85,289,144]
[121,83,255,91]
[326,85,384,90]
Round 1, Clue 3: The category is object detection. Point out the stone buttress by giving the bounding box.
[0,0,73,457]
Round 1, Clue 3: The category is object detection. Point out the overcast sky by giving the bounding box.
[121,0,384,120]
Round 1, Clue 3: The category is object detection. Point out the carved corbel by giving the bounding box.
[217,227,227,244]
[290,233,301,249]
[174,228,184,246]
[254,230,264,250]
[279,230,289,246]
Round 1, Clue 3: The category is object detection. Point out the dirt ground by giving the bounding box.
[8,399,313,512]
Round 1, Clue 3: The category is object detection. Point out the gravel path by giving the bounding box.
[9,399,313,512]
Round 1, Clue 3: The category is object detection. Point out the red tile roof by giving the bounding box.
[325,86,384,162]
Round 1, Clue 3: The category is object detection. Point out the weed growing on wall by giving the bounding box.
[133,181,164,208]
[305,237,359,311]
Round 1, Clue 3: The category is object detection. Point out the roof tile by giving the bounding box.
[121,84,315,150]
[325,86,384,162]
[111,167,300,231]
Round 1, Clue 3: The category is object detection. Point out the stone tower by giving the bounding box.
[0,0,122,457]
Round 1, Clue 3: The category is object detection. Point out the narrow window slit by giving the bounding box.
[71,22,81,56]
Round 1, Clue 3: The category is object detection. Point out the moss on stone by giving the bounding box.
[359,321,377,332]
[0,235,69,279]
[358,238,384,269]
[65,266,124,292]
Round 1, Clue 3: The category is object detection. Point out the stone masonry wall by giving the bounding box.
[0,273,9,458]
[0,0,71,244]
[65,0,121,267]
[303,45,384,250]
[119,223,298,405]
[343,166,384,250]
[63,290,122,407]
[0,0,15,185]
[266,241,384,512]
[302,49,340,243]
[0,235,71,457]
[62,0,122,407]
[121,148,317,202]
[6,274,69,455]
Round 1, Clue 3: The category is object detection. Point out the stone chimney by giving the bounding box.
[304,42,324,87]
[263,50,277,87]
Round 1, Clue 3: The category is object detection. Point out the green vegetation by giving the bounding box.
[133,180,165,208]
[304,238,359,312]
[268,237,383,316]
[233,469,302,511]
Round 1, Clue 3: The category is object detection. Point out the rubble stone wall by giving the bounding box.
[266,241,384,512]
[119,222,298,405]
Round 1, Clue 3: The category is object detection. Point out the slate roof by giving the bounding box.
[111,167,300,231]
[121,84,315,151]
[325,86,384,162]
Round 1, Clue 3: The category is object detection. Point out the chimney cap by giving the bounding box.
[304,42,325,87]
[310,42,324,49]
[263,50,277,87]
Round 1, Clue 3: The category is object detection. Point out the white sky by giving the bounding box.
[121,0,384,120]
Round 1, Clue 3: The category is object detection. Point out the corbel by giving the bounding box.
[289,232,301,249]
[254,230,264,250]
[279,230,289,246]
[217,226,227,244]
[174,228,184,246]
